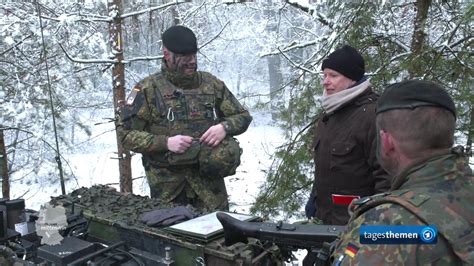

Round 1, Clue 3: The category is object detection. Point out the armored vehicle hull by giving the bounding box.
[48,185,281,266]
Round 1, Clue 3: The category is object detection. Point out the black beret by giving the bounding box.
[162,25,197,54]
[376,80,456,118]
[321,45,365,82]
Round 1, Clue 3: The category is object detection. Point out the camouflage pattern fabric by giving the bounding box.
[118,64,252,212]
[0,246,15,266]
[146,165,229,211]
[332,149,474,265]
[199,136,242,178]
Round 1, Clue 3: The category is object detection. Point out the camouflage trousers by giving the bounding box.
[145,165,229,212]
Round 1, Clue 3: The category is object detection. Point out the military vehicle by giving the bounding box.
[0,185,341,265]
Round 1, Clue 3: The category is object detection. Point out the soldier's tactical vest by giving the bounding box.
[144,73,241,178]
[349,190,474,264]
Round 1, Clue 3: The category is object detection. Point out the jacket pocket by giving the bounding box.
[329,141,357,171]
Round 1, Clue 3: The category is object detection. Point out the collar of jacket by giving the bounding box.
[161,59,201,89]
[390,148,466,190]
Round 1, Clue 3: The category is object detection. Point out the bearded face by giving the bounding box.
[165,51,197,76]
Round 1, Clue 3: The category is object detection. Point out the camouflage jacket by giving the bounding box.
[331,149,474,265]
[118,68,252,167]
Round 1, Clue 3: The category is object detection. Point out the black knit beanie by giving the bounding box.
[321,45,365,82]
[162,25,197,54]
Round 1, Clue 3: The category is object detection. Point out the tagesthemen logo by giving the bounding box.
[420,226,437,243]
[360,225,438,244]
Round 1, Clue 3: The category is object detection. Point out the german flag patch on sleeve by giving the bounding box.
[126,85,142,105]
[344,242,359,258]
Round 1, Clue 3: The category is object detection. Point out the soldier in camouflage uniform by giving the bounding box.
[332,80,473,265]
[118,26,252,212]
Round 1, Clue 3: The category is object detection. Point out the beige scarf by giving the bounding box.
[321,79,371,114]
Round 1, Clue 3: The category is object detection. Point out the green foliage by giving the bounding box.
[251,74,322,219]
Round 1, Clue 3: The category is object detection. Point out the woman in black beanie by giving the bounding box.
[305,45,391,225]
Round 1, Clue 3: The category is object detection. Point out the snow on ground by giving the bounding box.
[228,111,285,213]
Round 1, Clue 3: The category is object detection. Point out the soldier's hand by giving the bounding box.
[200,124,226,147]
[167,135,193,153]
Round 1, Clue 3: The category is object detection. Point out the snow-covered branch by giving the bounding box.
[278,47,317,74]
[372,51,411,75]
[120,1,184,19]
[449,35,473,49]
[372,33,411,52]
[180,1,206,23]
[285,0,314,15]
[259,39,323,57]
[60,43,164,64]
[127,55,164,63]
[40,14,112,23]
[199,21,230,50]
[285,0,333,28]
[59,44,116,64]
[0,34,33,56]
[39,1,184,24]
[445,45,470,69]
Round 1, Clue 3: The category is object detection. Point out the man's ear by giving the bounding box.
[163,47,170,57]
[380,129,396,155]
[162,47,174,66]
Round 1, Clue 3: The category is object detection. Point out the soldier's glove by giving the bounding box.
[305,194,317,219]
[141,206,196,227]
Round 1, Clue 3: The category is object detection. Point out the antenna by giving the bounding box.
[35,0,66,195]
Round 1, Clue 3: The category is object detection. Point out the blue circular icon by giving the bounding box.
[420,226,437,243]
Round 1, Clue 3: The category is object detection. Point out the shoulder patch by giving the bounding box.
[126,85,142,106]
[344,242,359,258]
[395,190,431,207]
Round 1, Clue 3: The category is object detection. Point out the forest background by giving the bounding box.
[0,0,472,221]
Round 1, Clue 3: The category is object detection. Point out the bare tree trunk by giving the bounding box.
[71,123,75,145]
[0,129,9,199]
[108,0,133,193]
[467,107,474,154]
[132,15,140,45]
[236,69,241,93]
[265,0,283,121]
[170,4,180,25]
[409,0,432,77]
[268,55,282,120]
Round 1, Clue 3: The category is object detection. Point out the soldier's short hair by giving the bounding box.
[376,106,455,158]
[376,79,456,158]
